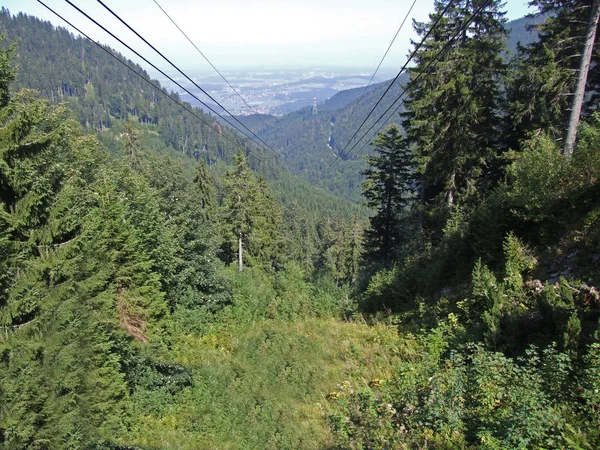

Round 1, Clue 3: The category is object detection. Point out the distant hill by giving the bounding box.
[242,14,544,202]
[0,8,365,220]
[505,13,548,54]
[318,83,382,112]
[245,76,409,202]
[0,9,278,172]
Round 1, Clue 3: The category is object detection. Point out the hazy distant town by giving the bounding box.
[156,68,396,116]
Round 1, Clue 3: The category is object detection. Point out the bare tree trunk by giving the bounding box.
[238,233,243,272]
[419,175,427,229]
[446,172,456,208]
[564,0,600,156]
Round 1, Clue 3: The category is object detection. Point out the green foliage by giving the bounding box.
[315,216,364,286]
[507,0,599,145]
[0,46,230,445]
[360,266,404,312]
[3,1,600,447]
[362,124,415,263]
[329,388,404,449]
[120,265,404,449]
[504,134,571,222]
[0,84,137,447]
[219,263,350,327]
[0,33,15,107]
[328,341,596,449]
[403,0,507,221]
[220,151,284,271]
[579,343,600,431]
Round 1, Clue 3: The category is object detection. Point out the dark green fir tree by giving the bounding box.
[507,0,600,147]
[403,0,507,224]
[361,124,414,263]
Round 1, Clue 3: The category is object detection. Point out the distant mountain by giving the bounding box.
[505,13,548,54]
[318,83,382,112]
[243,14,545,202]
[0,8,364,220]
[244,76,409,202]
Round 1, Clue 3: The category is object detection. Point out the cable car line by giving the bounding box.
[36,0,273,168]
[344,0,418,125]
[60,0,278,159]
[93,0,279,158]
[331,0,459,166]
[329,0,493,171]
[151,0,271,129]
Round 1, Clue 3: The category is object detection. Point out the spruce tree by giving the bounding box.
[508,0,600,147]
[361,124,414,263]
[0,35,15,107]
[221,151,283,271]
[403,0,507,218]
[222,151,258,271]
[0,81,135,446]
[139,153,226,316]
[249,174,284,270]
[283,201,319,273]
[193,158,216,213]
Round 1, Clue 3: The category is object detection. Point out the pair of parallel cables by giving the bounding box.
[329,0,494,171]
[37,0,280,163]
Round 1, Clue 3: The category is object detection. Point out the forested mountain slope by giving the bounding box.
[0,9,279,172]
[0,7,366,228]
[0,8,543,204]
[2,0,600,448]
[0,15,369,447]
[248,14,543,202]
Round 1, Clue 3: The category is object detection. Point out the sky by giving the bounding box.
[1,0,534,72]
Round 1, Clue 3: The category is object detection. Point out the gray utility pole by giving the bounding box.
[238,232,243,272]
[564,0,600,157]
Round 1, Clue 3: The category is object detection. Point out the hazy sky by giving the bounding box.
[2,0,534,71]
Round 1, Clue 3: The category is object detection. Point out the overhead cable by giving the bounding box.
[332,0,458,165]
[152,0,271,127]
[60,0,278,158]
[344,0,418,124]
[36,0,272,168]
[330,0,493,170]
[93,0,279,157]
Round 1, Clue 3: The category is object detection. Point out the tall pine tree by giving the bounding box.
[507,0,600,147]
[403,0,507,223]
[361,124,414,263]
[221,151,283,271]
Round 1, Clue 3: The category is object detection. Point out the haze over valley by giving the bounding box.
[159,67,398,115]
[1,1,599,449]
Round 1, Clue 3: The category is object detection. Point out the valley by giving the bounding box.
[1,2,600,449]
[157,67,396,116]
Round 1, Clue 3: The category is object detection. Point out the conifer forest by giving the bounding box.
[1,0,600,448]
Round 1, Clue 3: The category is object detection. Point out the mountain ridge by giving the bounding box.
[236,13,545,202]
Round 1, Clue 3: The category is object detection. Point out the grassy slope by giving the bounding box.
[130,319,405,449]
[127,322,407,448]
[122,267,410,449]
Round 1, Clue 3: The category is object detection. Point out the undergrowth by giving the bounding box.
[123,264,410,449]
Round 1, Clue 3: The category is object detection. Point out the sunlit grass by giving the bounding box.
[127,317,416,449]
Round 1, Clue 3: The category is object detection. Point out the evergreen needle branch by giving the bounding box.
[333,0,495,167]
